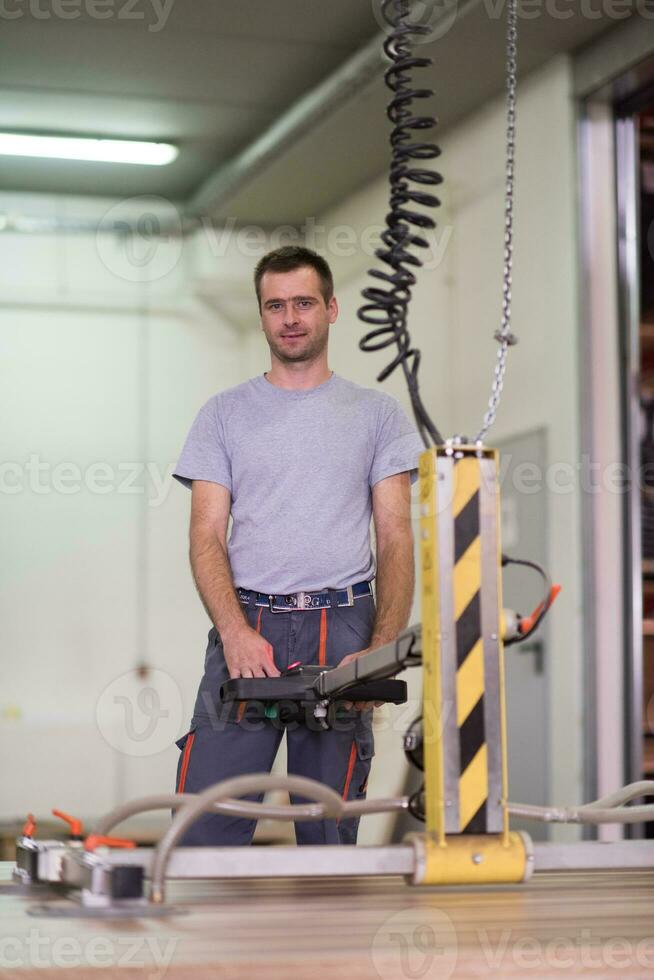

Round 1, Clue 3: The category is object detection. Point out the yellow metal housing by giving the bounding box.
[408,831,532,886]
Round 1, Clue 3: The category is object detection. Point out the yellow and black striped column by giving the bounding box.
[453,456,487,833]
[420,445,507,839]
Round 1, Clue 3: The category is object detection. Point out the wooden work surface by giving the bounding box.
[1,863,654,978]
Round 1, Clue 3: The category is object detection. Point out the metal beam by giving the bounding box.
[81,845,417,880]
[61,839,654,883]
[185,0,483,220]
[532,840,654,871]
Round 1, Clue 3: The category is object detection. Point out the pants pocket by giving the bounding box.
[331,595,376,659]
[337,722,375,846]
[354,721,375,796]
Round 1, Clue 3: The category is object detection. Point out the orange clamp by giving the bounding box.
[84,835,136,852]
[52,809,84,837]
[22,813,36,838]
[520,584,562,635]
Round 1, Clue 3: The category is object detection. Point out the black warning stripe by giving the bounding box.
[456,591,481,667]
[454,490,480,563]
[459,695,485,773]
[463,800,487,834]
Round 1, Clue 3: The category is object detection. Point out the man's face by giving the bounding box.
[259,266,338,364]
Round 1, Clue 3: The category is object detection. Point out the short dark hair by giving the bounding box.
[254,246,334,309]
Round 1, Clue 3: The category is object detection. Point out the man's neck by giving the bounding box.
[264,361,333,391]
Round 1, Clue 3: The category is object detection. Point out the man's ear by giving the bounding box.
[328,295,339,323]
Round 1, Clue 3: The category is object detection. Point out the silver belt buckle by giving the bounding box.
[346,584,354,606]
[269,591,311,612]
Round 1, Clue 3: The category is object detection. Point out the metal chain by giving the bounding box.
[474,0,519,445]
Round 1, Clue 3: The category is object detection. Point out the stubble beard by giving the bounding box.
[268,329,328,365]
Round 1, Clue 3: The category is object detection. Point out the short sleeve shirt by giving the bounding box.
[174,372,424,594]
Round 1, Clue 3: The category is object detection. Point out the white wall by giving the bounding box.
[0,194,251,822]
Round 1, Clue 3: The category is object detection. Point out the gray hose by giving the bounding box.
[95,792,408,841]
[508,780,654,824]
[584,781,654,809]
[150,774,346,902]
[94,794,327,837]
[508,802,654,824]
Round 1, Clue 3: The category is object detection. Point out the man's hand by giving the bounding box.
[221,624,280,679]
[338,648,383,711]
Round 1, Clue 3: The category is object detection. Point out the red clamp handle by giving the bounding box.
[84,835,136,852]
[520,584,562,635]
[52,809,84,837]
[22,813,36,838]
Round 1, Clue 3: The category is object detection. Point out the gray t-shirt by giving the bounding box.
[173,371,424,594]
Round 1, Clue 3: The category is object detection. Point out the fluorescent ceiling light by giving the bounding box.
[0,133,178,166]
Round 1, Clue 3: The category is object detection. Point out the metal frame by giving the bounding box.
[577,97,627,834]
[575,34,654,832]
[84,839,654,877]
[16,838,654,901]
[616,108,645,802]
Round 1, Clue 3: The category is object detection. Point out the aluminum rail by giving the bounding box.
[91,845,417,880]
[66,840,654,882]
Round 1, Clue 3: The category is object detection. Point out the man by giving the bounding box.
[173,245,424,846]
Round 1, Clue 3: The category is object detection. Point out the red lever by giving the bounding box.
[52,809,84,837]
[84,835,136,852]
[22,813,36,838]
[520,584,562,635]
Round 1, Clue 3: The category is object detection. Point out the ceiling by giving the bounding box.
[0,0,644,223]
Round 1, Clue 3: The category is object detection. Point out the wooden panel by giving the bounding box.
[2,864,654,978]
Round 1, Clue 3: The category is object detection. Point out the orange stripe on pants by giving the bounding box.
[318,608,328,666]
[237,606,264,722]
[341,740,357,801]
[337,740,358,825]
[177,731,196,792]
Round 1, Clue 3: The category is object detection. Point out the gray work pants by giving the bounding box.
[174,589,376,845]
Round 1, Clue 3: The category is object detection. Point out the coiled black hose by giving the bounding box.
[357,0,444,446]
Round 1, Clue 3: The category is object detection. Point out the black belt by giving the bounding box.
[236,580,373,612]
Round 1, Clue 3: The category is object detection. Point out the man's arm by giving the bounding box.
[338,471,415,688]
[369,470,415,648]
[189,480,279,679]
